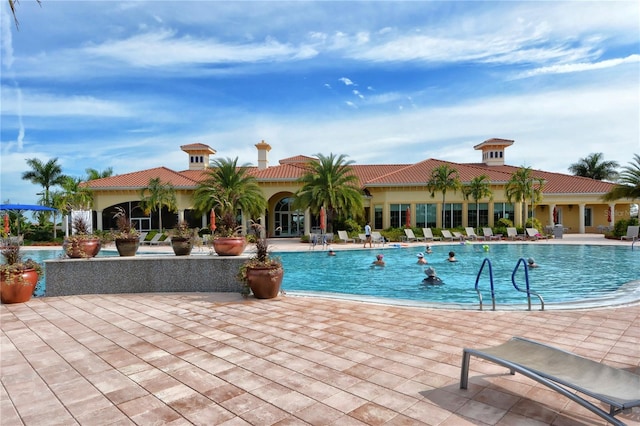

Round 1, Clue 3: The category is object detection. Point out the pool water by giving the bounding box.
[276,244,639,306]
[21,244,639,305]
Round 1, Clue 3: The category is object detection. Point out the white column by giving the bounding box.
[96,210,103,231]
[578,204,585,234]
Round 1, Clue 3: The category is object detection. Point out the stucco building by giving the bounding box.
[85,138,631,237]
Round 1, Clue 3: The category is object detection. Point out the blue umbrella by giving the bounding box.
[0,204,58,241]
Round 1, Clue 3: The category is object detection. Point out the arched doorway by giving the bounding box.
[274,197,304,237]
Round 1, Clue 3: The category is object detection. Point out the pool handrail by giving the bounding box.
[511,258,545,311]
[474,258,496,311]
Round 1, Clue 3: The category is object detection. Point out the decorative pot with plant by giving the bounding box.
[112,207,140,257]
[1,244,43,304]
[63,215,101,258]
[170,221,197,256]
[237,225,283,299]
[192,157,268,257]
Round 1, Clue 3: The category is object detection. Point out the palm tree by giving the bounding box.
[568,153,619,181]
[85,167,114,180]
[7,0,40,29]
[57,176,94,239]
[463,175,493,229]
[505,167,544,224]
[139,178,177,231]
[21,157,67,207]
[192,157,267,235]
[292,153,363,234]
[603,154,640,201]
[426,164,460,229]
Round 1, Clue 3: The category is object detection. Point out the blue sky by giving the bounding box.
[1,1,639,205]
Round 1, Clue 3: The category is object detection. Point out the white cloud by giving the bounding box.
[339,77,354,86]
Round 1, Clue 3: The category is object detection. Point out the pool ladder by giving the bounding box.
[474,258,545,311]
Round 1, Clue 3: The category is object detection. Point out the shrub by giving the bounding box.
[613,218,639,238]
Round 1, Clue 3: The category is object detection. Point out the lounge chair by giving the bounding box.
[460,337,640,426]
[337,230,355,243]
[422,228,441,241]
[526,228,549,240]
[371,231,385,246]
[440,230,455,241]
[452,231,465,241]
[142,233,162,245]
[138,232,148,243]
[506,227,524,240]
[481,227,500,241]
[464,227,479,240]
[404,228,425,242]
[621,225,639,241]
[358,233,368,244]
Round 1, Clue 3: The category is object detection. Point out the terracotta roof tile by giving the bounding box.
[85,167,200,189]
[85,154,617,195]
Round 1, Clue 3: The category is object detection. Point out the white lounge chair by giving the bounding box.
[371,231,385,246]
[358,233,368,244]
[404,228,425,242]
[440,230,455,241]
[337,230,355,243]
[526,228,548,240]
[621,225,639,241]
[138,232,148,243]
[506,227,524,240]
[142,233,162,245]
[422,228,441,241]
[481,228,500,241]
[452,231,465,241]
[464,227,479,240]
[461,337,640,426]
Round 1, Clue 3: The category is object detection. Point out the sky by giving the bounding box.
[1,1,639,205]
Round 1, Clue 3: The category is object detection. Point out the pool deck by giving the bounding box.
[2,234,639,425]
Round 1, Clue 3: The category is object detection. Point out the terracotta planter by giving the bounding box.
[1,269,38,304]
[212,237,247,256]
[246,266,284,299]
[63,238,101,258]
[171,237,193,256]
[115,238,139,257]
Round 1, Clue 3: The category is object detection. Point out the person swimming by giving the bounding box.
[423,267,443,285]
[527,257,539,268]
[447,251,457,262]
[372,253,385,266]
[416,252,427,264]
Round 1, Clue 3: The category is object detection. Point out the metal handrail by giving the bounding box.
[511,258,545,311]
[474,258,495,311]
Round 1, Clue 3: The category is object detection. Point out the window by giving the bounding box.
[374,205,383,229]
[443,203,462,228]
[467,203,488,227]
[416,204,437,228]
[584,207,592,227]
[390,204,410,228]
[494,203,515,224]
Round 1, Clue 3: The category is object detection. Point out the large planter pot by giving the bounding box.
[171,237,193,256]
[212,237,247,256]
[115,238,139,257]
[63,238,101,258]
[1,269,38,304]
[246,266,284,299]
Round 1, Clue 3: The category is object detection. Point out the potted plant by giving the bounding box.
[193,157,268,256]
[237,224,283,299]
[112,207,140,257]
[63,215,102,258]
[1,244,43,303]
[169,221,196,256]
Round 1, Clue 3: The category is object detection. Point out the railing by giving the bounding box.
[511,258,545,311]
[474,258,496,311]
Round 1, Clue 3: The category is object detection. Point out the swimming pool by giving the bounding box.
[21,244,640,307]
[276,244,639,308]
